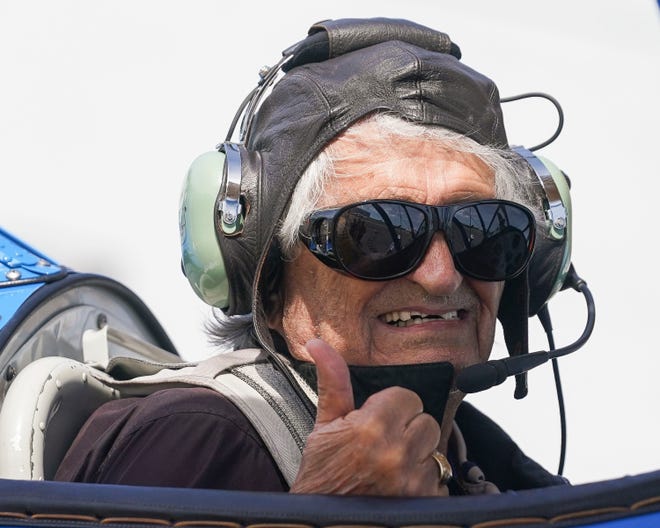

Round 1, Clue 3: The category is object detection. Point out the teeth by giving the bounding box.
[383,310,459,326]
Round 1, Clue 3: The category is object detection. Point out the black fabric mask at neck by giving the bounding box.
[293,360,455,426]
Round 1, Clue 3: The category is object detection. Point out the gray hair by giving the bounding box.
[208,113,541,350]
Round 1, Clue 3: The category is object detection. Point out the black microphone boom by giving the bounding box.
[456,351,550,393]
[456,265,595,394]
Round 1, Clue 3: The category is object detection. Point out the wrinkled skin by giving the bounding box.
[290,338,445,495]
[269,122,504,496]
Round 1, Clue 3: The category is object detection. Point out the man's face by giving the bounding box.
[270,126,505,371]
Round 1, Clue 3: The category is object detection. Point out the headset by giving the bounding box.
[178,18,595,475]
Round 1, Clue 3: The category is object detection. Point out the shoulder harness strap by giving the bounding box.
[90,349,315,486]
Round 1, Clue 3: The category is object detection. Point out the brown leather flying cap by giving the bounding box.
[217,19,510,324]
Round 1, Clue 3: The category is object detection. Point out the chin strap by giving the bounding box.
[497,271,530,399]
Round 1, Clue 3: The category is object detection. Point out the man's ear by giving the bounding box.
[265,283,284,333]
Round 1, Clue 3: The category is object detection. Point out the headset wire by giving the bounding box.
[538,304,567,476]
[500,92,565,152]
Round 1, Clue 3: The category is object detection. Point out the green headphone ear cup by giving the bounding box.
[179,151,229,308]
[527,154,572,315]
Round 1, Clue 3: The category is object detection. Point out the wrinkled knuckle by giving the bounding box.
[407,388,424,407]
[354,415,385,445]
[390,385,420,402]
[381,444,407,473]
[421,412,441,437]
[398,387,424,412]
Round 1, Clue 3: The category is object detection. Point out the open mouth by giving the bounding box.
[380,310,461,328]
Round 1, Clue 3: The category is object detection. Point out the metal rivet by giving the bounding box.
[258,65,270,79]
[97,313,108,329]
[5,269,21,281]
[39,422,46,431]
[82,372,88,383]
[55,379,62,389]
[5,365,16,382]
[37,259,51,267]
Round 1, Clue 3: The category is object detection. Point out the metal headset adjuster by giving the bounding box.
[512,145,567,240]
[218,142,244,236]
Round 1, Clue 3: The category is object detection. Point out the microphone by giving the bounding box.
[456,351,550,394]
[456,265,595,394]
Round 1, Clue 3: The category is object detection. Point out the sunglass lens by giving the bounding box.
[449,203,532,280]
[335,202,428,278]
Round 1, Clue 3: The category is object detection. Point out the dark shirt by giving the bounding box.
[55,387,288,491]
[55,386,565,492]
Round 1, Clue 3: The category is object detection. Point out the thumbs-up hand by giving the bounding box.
[289,339,448,496]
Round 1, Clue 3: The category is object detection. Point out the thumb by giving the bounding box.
[305,338,355,425]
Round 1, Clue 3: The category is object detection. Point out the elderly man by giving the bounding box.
[55,18,569,496]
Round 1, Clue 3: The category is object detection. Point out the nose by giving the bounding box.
[407,233,463,295]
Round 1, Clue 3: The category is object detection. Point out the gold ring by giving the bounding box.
[430,450,453,486]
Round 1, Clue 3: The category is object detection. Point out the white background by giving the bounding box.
[1,1,658,486]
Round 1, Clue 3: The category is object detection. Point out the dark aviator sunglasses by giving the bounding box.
[298,199,536,282]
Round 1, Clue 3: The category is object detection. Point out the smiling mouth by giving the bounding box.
[380,310,461,328]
